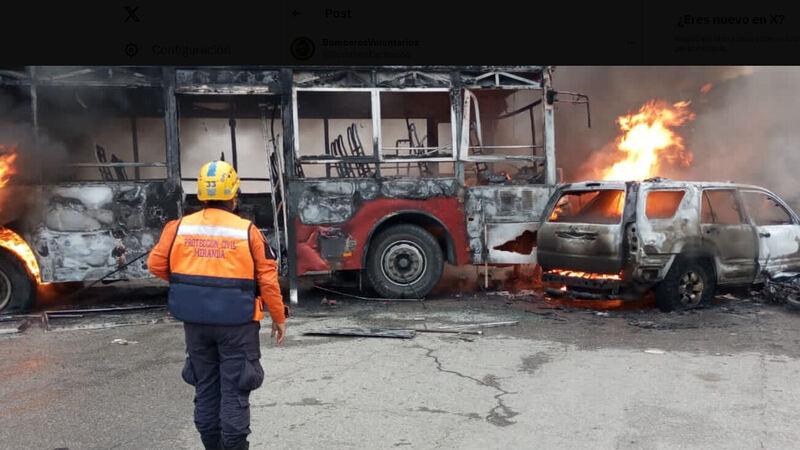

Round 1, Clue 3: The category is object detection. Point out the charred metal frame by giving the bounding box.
[8,68,173,181]
[1,66,562,302]
[537,179,800,299]
[282,67,558,302]
[0,67,183,283]
[460,79,546,164]
[292,87,458,168]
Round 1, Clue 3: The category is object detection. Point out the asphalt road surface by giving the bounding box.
[1,288,799,449]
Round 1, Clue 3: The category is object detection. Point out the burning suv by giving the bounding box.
[537,178,800,311]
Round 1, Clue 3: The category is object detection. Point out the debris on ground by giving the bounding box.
[437,321,519,329]
[628,319,699,330]
[414,328,483,336]
[304,327,416,339]
[758,272,800,310]
[320,297,338,307]
[297,313,336,318]
[111,338,138,345]
[0,320,26,335]
[314,285,423,302]
[474,320,519,328]
[628,317,738,330]
[644,349,666,354]
[43,305,170,332]
[494,290,539,301]
[0,314,40,322]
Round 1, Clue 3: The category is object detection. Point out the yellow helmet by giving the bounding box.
[197,160,240,201]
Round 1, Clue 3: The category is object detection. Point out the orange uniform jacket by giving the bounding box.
[147,208,286,324]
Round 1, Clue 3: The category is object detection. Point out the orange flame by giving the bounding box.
[548,269,622,281]
[0,228,41,283]
[0,147,18,189]
[0,147,41,283]
[599,100,695,181]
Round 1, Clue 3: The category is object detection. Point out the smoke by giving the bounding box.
[0,88,71,225]
[554,66,800,207]
[683,67,800,206]
[0,89,70,185]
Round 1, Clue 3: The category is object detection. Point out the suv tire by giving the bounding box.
[366,224,443,299]
[655,255,716,312]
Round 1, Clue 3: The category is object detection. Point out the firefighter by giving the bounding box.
[147,160,287,450]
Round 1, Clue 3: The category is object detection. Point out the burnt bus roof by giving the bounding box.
[1,66,550,88]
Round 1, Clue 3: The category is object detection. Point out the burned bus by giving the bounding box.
[0,66,587,312]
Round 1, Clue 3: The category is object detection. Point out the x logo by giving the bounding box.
[124,6,140,22]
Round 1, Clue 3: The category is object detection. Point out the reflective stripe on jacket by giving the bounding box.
[168,208,257,325]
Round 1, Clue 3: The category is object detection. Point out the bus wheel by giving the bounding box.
[366,224,443,299]
[0,250,35,313]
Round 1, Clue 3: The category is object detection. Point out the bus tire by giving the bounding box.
[0,249,35,313]
[366,224,443,299]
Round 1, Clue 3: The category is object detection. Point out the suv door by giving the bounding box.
[537,188,626,274]
[740,189,800,276]
[700,189,758,284]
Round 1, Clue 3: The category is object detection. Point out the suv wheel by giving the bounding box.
[654,255,716,312]
[366,224,443,299]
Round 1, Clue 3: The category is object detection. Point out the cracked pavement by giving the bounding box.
[415,345,519,427]
[3,289,800,448]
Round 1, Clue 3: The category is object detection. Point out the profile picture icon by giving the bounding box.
[290,37,315,61]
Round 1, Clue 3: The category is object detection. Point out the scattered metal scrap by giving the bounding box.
[627,319,706,330]
[0,319,27,335]
[414,328,483,336]
[760,272,800,310]
[303,327,416,339]
[314,285,423,302]
[437,320,518,329]
[304,320,520,339]
[0,314,39,322]
[495,291,538,300]
[43,304,168,331]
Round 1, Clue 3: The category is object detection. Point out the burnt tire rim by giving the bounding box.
[0,269,11,311]
[678,271,704,306]
[380,240,427,286]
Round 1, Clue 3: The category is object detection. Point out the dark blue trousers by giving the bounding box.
[182,321,264,448]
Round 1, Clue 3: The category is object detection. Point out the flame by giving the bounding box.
[548,269,622,281]
[549,189,625,222]
[0,147,41,283]
[0,147,18,189]
[0,228,41,283]
[599,100,695,181]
